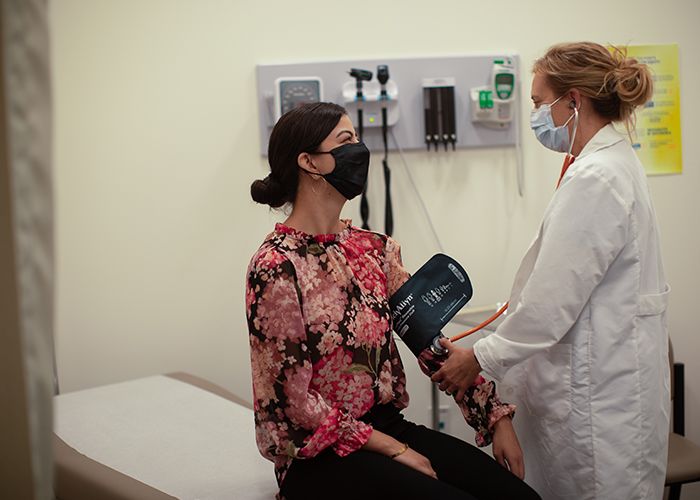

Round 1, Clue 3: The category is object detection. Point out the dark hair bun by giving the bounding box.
[250,175,288,208]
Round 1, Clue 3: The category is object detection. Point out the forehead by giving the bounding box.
[323,114,355,142]
[332,114,354,131]
[531,73,554,99]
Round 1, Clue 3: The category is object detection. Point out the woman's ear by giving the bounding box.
[569,89,582,110]
[297,151,316,175]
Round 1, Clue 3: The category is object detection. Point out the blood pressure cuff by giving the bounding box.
[389,254,473,357]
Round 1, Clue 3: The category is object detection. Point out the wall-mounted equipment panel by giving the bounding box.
[256,54,519,156]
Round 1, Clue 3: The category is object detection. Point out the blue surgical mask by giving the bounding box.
[530,95,577,153]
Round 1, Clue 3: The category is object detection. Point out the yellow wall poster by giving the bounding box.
[622,44,683,175]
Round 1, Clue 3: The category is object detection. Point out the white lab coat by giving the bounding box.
[474,124,670,500]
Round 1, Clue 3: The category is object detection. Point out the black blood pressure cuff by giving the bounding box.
[389,254,473,357]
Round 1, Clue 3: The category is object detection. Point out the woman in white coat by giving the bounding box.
[432,42,670,499]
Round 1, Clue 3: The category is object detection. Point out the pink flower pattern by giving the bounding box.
[246,220,513,492]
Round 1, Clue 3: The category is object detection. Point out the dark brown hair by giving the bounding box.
[251,102,347,208]
[533,42,653,134]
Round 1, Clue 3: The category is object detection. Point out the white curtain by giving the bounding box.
[2,0,54,497]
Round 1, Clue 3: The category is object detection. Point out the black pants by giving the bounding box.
[280,405,541,500]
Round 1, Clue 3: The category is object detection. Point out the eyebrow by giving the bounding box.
[336,129,355,138]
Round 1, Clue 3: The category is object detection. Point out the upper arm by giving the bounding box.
[384,237,411,297]
[246,253,310,409]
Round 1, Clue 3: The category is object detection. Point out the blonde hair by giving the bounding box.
[533,42,653,135]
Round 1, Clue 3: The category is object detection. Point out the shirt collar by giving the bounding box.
[274,219,353,244]
[576,123,626,161]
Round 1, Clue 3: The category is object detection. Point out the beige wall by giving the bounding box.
[50,0,699,496]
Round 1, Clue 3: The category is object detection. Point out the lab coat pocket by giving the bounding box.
[637,285,670,316]
[636,285,671,376]
[524,343,572,422]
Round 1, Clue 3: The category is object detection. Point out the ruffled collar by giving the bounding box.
[274,219,353,244]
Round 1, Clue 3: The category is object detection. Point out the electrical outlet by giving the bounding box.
[429,405,451,432]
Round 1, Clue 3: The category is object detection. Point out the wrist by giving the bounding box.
[390,442,409,459]
[471,346,483,371]
[363,429,406,457]
[493,414,512,431]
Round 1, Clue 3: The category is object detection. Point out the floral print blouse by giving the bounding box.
[245,220,514,488]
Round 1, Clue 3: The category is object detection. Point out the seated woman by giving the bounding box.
[245,102,541,500]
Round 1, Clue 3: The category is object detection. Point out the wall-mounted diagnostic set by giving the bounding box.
[257,54,519,156]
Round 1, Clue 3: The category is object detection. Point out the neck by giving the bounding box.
[570,110,609,157]
[284,180,345,235]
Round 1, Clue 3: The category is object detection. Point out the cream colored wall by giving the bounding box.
[51,0,699,496]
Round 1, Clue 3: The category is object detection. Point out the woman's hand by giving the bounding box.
[431,338,481,401]
[392,447,438,479]
[492,417,525,479]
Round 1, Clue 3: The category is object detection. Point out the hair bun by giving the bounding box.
[608,48,653,109]
[250,174,287,208]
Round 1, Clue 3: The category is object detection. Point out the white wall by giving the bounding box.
[50,0,699,496]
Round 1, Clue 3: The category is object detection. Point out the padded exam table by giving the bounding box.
[54,373,277,500]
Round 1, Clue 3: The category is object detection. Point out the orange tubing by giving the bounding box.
[450,302,509,342]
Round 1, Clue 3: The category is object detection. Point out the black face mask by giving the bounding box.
[306,142,370,200]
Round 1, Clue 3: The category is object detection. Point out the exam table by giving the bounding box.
[54,372,277,500]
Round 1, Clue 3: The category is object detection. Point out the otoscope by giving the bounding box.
[349,68,373,230]
[349,68,372,140]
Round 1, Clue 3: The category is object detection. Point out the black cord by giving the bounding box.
[381,105,393,236]
[358,106,370,230]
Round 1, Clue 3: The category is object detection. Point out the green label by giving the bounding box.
[479,90,494,109]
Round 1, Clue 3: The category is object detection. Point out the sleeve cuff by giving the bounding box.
[333,418,373,457]
[473,337,507,381]
[295,407,372,459]
[487,403,516,431]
